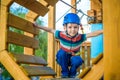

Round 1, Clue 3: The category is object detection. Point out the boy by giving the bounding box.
[33,13,103,78]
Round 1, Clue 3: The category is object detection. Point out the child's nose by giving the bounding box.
[72,28,75,30]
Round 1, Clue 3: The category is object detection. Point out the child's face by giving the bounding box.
[64,23,79,37]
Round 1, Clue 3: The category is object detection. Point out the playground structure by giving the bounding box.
[0,0,120,80]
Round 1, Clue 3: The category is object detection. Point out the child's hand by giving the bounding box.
[71,52,75,56]
[33,22,38,27]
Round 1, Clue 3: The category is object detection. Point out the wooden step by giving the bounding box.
[14,0,49,16]
[8,13,39,35]
[9,53,57,77]
[10,53,47,65]
[7,31,39,49]
[23,66,56,76]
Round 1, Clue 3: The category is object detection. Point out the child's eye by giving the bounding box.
[68,26,72,28]
[74,26,78,28]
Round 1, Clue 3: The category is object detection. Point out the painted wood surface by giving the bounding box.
[0,50,30,80]
[103,0,120,79]
[11,53,47,65]
[24,11,38,55]
[44,0,58,6]
[47,6,56,70]
[8,13,39,35]
[82,58,103,80]
[14,0,49,16]
[7,31,39,49]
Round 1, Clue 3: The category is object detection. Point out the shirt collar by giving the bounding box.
[65,31,78,38]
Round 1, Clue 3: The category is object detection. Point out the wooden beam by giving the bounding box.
[7,31,39,49]
[48,6,56,70]
[8,13,39,35]
[78,67,91,78]
[24,11,38,55]
[55,40,61,77]
[44,0,58,6]
[91,0,102,10]
[0,50,30,80]
[11,53,47,65]
[71,0,76,13]
[14,0,49,16]
[87,46,91,66]
[0,0,13,51]
[0,3,7,51]
[92,53,103,65]
[82,58,103,80]
[1,0,13,6]
[23,66,56,76]
[103,0,120,79]
[39,0,49,7]
[25,11,38,21]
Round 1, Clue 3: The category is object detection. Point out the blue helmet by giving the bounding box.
[63,13,80,25]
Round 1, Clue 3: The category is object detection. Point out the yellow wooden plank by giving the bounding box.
[91,0,102,10]
[47,6,56,69]
[71,0,76,13]
[23,66,56,76]
[39,0,49,7]
[103,0,120,79]
[81,46,85,70]
[0,50,30,80]
[11,53,47,65]
[1,0,13,6]
[7,31,39,49]
[25,11,38,21]
[87,46,91,66]
[14,0,49,16]
[44,0,58,6]
[8,13,39,35]
[82,58,103,80]
[92,53,103,65]
[0,0,13,51]
[55,40,61,77]
[24,11,38,55]
[77,67,91,78]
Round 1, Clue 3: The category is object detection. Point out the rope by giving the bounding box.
[56,0,81,23]
[59,0,89,17]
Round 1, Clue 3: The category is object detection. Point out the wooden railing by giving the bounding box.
[54,39,91,77]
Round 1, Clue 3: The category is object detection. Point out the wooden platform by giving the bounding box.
[82,58,103,80]
[40,78,80,80]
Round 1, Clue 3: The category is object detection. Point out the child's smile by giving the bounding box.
[65,23,79,37]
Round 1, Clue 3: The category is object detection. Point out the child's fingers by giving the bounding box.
[33,22,38,27]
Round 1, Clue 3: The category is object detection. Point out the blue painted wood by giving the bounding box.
[91,23,103,58]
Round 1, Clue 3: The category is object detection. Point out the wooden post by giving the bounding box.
[71,0,76,13]
[82,46,85,70]
[55,40,61,77]
[91,0,102,10]
[88,0,102,24]
[48,6,56,70]
[87,43,91,66]
[24,11,38,55]
[0,0,12,51]
[103,0,120,79]
[0,1,30,79]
